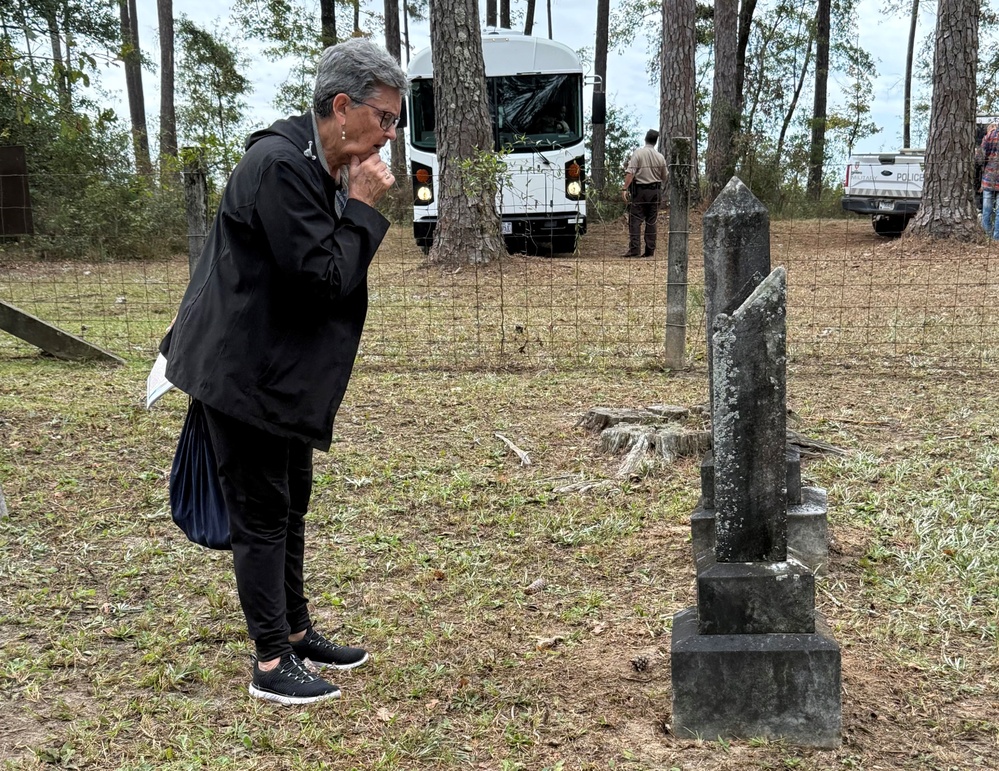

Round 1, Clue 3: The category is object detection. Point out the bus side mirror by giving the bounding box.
[591,92,606,126]
[397,101,408,131]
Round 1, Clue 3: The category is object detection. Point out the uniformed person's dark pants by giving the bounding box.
[202,403,314,662]
[628,184,661,255]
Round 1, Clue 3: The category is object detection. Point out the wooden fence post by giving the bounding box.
[183,148,208,278]
[664,136,692,369]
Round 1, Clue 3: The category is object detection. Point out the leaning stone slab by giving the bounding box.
[671,607,841,748]
[711,268,788,563]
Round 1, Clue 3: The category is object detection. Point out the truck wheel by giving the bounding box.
[550,236,578,255]
[872,214,908,237]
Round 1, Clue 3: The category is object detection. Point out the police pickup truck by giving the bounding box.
[840,149,924,236]
[842,115,998,237]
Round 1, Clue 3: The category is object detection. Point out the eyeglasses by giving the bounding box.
[351,99,400,131]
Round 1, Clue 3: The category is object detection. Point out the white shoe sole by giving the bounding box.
[249,683,341,705]
[307,652,370,671]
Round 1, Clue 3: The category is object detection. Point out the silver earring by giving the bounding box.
[341,128,346,141]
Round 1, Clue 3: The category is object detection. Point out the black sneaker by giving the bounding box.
[249,653,341,705]
[291,627,369,671]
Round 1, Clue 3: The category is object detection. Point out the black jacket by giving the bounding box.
[161,113,389,451]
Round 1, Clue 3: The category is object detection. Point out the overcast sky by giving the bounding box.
[106,0,933,161]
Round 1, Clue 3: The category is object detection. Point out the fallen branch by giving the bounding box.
[495,433,531,465]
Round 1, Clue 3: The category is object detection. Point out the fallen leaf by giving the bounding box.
[376,706,394,722]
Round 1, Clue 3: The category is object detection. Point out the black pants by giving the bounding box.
[202,403,314,661]
[628,186,661,254]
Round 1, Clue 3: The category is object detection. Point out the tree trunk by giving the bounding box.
[320,0,337,47]
[904,0,919,149]
[547,0,553,39]
[384,0,406,179]
[591,0,609,193]
[428,0,505,265]
[660,0,699,200]
[735,0,758,113]
[119,0,152,176]
[705,0,738,201]
[157,0,178,168]
[524,0,535,34]
[907,0,980,240]
[806,0,830,201]
[403,1,410,63]
[775,31,814,163]
[43,8,70,112]
[486,0,496,27]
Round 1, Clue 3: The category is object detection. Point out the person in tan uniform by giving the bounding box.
[621,129,668,257]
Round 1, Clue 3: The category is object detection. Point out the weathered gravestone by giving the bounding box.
[691,177,829,573]
[670,178,841,748]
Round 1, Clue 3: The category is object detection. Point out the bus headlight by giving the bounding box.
[412,162,434,206]
[565,157,585,200]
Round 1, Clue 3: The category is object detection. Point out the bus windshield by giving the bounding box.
[409,73,583,153]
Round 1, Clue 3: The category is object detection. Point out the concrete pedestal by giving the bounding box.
[670,607,841,748]
[693,487,830,575]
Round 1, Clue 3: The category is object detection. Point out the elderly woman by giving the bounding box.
[161,38,407,705]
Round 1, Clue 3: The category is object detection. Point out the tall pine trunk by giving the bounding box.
[660,0,699,201]
[320,0,337,47]
[904,0,919,149]
[907,0,980,239]
[43,8,70,112]
[806,0,830,201]
[524,0,535,34]
[384,0,406,180]
[705,0,738,201]
[119,0,152,176]
[591,0,609,193]
[157,0,177,168]
[428,0,505,264]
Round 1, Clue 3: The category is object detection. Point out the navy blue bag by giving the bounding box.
[169,399,231,550]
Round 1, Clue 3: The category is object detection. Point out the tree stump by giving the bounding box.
[582,404,712,477]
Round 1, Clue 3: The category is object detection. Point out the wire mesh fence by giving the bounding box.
[2,170,999,375]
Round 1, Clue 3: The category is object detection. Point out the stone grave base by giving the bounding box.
[670,607,841,748]
[692,487,830,575]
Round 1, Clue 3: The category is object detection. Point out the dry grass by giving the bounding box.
[1,215,998,769]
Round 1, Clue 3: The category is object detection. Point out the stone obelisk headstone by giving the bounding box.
[670,178,840,748]
[691,178,829,574]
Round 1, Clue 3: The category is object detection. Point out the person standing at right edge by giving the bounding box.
[979,122,999,238]
[621,129,669,257]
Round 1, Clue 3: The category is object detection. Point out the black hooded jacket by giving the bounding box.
[161,112,390,451]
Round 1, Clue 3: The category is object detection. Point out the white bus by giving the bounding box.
[406,31,601,254]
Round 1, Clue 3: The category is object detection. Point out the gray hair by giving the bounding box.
[313,38,408,117]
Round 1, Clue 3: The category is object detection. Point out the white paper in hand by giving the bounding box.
[146,353,175,409]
